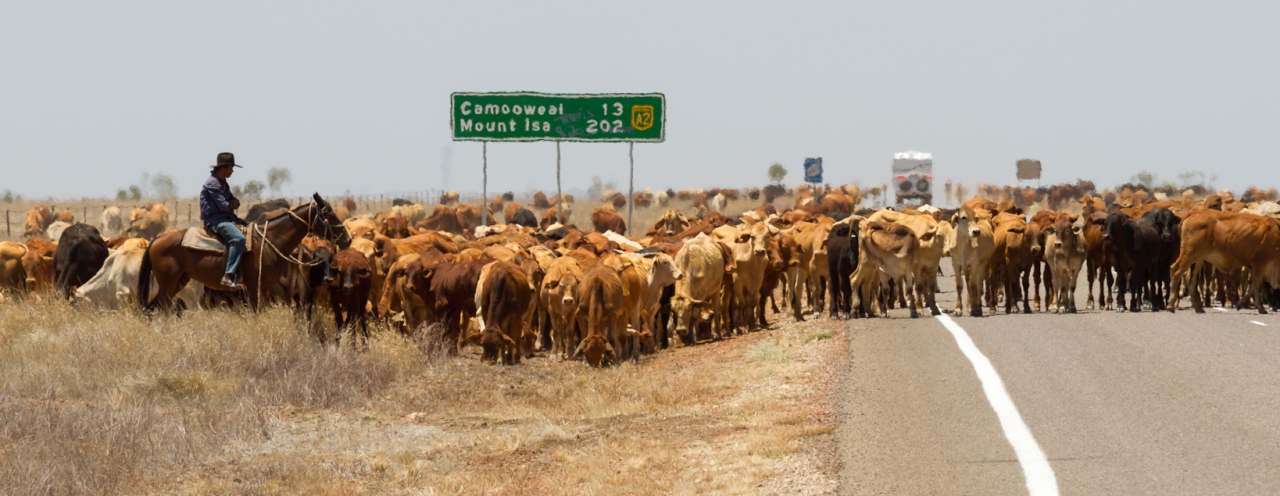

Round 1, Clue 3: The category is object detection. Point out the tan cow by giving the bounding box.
[23,206,53,238]
[126,203,170,241]
[541,256,585,359]
[852,220,924,318]
[622,251,683,352]
[948,205,996,317]
[602,254,651,361]
[343,217,378,240]
[0,241,28,293]
[990,212,1042,314]
[22,238,56,293]
[712,221,778,332]
[1043,215,1087,313]
[867,210,944,315]
[573,263,627,367]
[670,233,728,343]
[1168,210,1280,314]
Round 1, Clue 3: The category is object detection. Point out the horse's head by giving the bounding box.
[309,193,353,250]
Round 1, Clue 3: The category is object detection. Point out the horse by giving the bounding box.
[139,193,352,312]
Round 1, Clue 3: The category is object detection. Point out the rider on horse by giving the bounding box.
[200,152,249,289]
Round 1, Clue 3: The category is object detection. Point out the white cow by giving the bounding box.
[100,206,124,237]
[46,221,72,242]
[75,249,203,310]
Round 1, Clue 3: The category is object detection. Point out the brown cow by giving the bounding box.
[573,263,626,367]
[469,260,532,364]
[456,204,494,232]
[405,258,490,351]
[591,205,626,235]
[329,249,373,346]
[419,205,464,234]
[1168,211,1280,314]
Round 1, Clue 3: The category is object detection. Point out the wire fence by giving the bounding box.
[0,189,496,241]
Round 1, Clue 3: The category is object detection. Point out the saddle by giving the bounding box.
[182,225,255,253]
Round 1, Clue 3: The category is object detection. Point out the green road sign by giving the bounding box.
[451,92,665,142]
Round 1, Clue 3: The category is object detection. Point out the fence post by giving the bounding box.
[5,210,9,238]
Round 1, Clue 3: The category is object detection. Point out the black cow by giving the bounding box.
[510,207,539,228]
[1103,213,1163,312]
[1143,208,1181,308]
[826,221,859,319]
[392,198,415,206]
[298,245,335,322]
[54,223,110,299]
[246,198,291,224]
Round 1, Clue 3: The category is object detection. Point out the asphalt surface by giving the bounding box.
[837,265,1280,495]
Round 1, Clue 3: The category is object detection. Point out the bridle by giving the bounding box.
[250,202,352,302]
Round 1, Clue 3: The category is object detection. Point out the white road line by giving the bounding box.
[1214,307,1229,313]
[936,314,1059,496]
[1251,321,1268,327]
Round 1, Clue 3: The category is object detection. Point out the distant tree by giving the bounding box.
[150,172,178,199]
[267,167,292,195]
[1,189,16,203]
[116,189,129,201]
[587,176,606,202]
[767,163,788,184]
[128,185,143,201]
[1130,170,1158,189]
[233,180,265,200]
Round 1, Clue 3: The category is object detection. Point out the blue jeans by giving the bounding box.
[208,221,245,279]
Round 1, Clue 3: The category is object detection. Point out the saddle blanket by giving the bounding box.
[181,226,255,253]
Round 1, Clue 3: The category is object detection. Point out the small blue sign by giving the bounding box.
[803,157,823,183]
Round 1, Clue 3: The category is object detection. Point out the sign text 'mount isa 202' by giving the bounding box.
[451,92,665,142]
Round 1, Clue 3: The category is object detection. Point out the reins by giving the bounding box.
[250,202,348,303]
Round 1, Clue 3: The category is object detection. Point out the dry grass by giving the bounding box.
[0,294,841,495]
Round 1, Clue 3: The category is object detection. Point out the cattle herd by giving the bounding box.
[3,181,1280,367]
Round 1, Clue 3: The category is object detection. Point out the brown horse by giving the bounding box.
[139,193,352,311]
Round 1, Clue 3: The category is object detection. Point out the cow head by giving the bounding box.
[642,252,683,286]
[670,293,715,341]
[573,333,615,367]
[466,327,518,364]
[331,250,371,296]
[738,222,775,256]
[1152,208,1180,242]
[403,261,435,294]
[308,246,335,285]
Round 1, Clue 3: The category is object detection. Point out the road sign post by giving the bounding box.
[452,93,665,224]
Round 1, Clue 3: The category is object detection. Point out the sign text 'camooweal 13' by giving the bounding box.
[451,92,665,142]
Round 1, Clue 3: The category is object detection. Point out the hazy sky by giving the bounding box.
[2,1,1277,200]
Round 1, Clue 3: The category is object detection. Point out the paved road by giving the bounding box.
[837,265,1280,495]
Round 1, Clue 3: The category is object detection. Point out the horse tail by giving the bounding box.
[138,246,153,311]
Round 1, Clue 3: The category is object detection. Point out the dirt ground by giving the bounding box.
[0,297,847,495]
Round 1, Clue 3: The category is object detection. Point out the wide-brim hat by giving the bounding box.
[212,152,243,169]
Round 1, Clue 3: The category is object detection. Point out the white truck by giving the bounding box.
[893,151,933,207]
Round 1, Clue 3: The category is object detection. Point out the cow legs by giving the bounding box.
[1020,267,1032,314]
[967,263,986,317]
[1033,262,1043,311]
[953,261,967,316]
[1085,260,1098,310]
[1115,268,1130,312]
[1251,271,1269,315]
